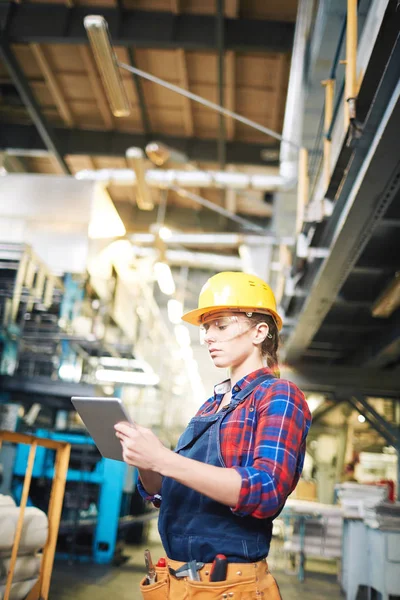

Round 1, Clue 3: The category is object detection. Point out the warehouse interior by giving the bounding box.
[0,0,400,598]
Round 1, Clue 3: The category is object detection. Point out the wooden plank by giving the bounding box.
[270,53,286,134]
[170,0,180,12]
[3,442,37,600]
[225,0,239,18]
[37,443,71,599]
[30,43,75,127]
[0,430,68,452]
[176,49,194,137]
[80,45,114,130]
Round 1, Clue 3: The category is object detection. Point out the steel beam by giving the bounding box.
[280,364,400,398]
[0,42,71,175]
[0,123,279,165]
[348,395,400,447]
[351,310,400,368]
[217,0,226,169]
[1,2,294,52]
[283,76,400,363]
[311,398,345,424]
[0,375,95,405]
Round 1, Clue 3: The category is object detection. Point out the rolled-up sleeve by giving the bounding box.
[137,478,162,508]
[231,380,311,519]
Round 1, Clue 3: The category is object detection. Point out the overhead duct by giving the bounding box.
[75,168,284,191]
[131,245,243,271]
[279,0,314,184]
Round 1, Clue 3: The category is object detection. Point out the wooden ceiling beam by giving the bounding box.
[170,0,180,13]
[80,45,114,130]
[225,0,239,19]
[30,43,75,127]
[271,54,286,134]
[176,49,194,137]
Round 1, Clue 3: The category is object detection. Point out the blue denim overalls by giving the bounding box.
[158,374,276,563]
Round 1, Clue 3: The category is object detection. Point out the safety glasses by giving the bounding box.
[199,314,254,345]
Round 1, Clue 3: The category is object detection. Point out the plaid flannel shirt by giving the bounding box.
[138,367,311,519]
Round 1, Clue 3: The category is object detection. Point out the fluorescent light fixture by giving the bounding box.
[372,272,400,318]
[168,298,183,324]
[83,15,130,117]
[145,142,188,166]
[95,368,160,386]
[154,261,175,295]
[358,414,366,423]
[126,147,154,210]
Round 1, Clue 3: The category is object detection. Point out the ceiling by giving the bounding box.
[0,0,298,233]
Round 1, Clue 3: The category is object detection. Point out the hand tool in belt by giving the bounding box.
[209,554,228,582]
[169,560,204,580]
[144,549,156,585]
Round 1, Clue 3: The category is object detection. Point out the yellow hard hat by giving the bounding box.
[182,271,283,330]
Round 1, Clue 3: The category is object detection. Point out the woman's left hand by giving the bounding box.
[114,421,168,471]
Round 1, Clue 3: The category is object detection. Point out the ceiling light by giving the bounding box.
[168,299,183,324]
[95,368,159,386]
[358,414,366,423]
[145,142,188,166]
[126,147,154,210]
[84,15,130,117]
[159,226,172,240]
[154,261,175,295]
[372,272,400,318]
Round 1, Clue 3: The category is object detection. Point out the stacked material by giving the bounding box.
[363,501,400,530]
[283,499,343,559]
[0,495,48,600]
[335,482,388,518]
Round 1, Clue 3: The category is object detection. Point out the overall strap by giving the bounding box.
[234,374,276,404]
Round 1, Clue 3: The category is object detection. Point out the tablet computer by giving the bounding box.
[71,396,134,462]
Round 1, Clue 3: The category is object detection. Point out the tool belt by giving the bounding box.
[140,557,282,599]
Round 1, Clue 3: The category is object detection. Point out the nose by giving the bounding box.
[203,329,216,345]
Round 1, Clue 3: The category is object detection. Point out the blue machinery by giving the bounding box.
[12,429,137,564]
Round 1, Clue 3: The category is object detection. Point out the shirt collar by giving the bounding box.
[213,366,277,397]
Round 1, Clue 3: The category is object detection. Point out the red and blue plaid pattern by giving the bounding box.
[139,367,311,518]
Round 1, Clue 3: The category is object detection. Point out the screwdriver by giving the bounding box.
[209,554,228,582]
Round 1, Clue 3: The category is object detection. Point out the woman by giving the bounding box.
[115,271,311,599]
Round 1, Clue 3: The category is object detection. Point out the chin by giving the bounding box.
[210,355,230,368]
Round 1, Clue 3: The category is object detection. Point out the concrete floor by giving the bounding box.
[50,540,344,599]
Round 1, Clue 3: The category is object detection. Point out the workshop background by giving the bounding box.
[0,0,400,599]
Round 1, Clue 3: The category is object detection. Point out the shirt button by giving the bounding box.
[233,385,239,392]
[249,407,254,412]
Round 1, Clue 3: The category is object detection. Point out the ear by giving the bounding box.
[252,323,269,346]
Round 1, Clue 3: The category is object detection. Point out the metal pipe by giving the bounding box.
[130,232,295,247]
[279,0,314,182]
[75,167,284,190]
[322,79,335,189]
[118,62,299,149]
[170,186,267,233]
[296,148,309,234]
[345,0,358,129]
